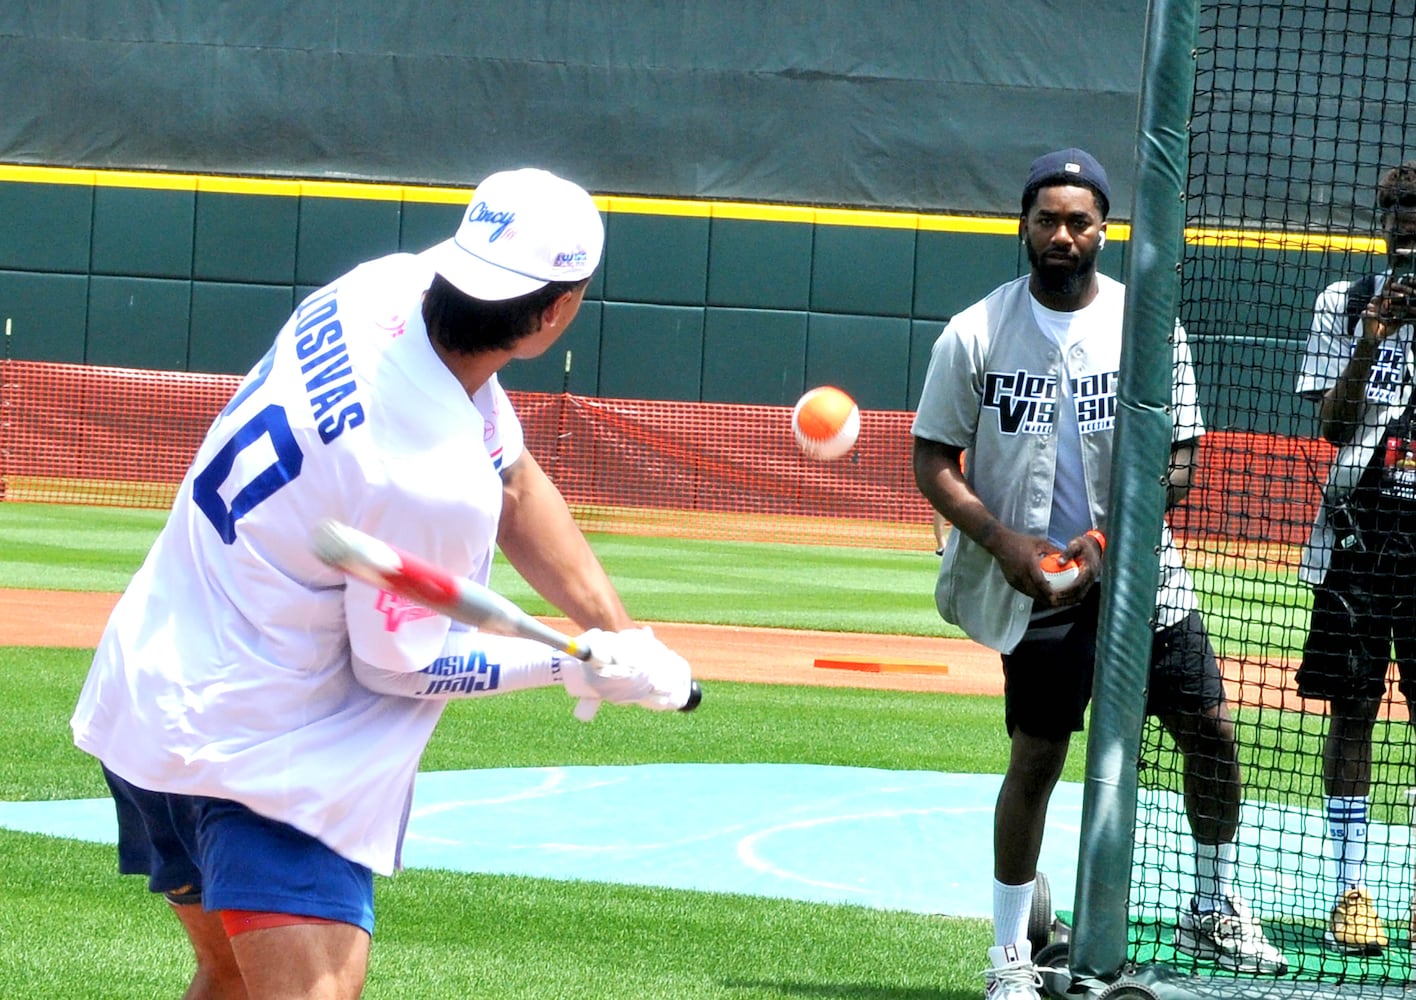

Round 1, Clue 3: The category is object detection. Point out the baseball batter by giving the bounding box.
[71,168,694,1000]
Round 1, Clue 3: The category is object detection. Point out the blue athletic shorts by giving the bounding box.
[102,765,375,934]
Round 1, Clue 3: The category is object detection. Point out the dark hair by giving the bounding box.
[1377,160,1416,212]
[421,273,586,355]
[1021,182,1109,220]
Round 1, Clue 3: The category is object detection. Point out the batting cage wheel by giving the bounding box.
[1095,980,1157,1000]
[1029,870,1053,955]
[1033,941,1071,1000]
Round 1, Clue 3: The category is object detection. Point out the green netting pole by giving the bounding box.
[1068,0,1199,986]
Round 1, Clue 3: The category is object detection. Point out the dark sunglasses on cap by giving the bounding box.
[1382,193,1416,209]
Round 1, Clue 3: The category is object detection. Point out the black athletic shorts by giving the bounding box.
[1002,589,1225,740]
[1296,550,1416,704]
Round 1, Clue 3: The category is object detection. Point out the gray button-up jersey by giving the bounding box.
[912,273,1202,653]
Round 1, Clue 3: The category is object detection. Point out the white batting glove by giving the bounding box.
[606,627,694,710]
[562,627,694,711]
[560,628,654,706]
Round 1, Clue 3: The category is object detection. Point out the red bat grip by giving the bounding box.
[385,549,461,609]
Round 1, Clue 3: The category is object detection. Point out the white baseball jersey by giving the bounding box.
[912,273,1203,653]
[72,251,535,875]
[1295,271,1416,585]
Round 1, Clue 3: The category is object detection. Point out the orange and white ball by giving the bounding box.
[792,386,860,461]
[1039,553,1080,591]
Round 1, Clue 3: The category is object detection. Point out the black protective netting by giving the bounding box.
[1128,0,1416,988]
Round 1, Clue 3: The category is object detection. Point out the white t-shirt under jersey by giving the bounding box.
[1031,297,1092,550]
[72,251,525,875]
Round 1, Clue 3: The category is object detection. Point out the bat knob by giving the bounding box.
[680,681,703,712]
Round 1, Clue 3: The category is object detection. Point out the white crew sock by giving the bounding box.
[993,877,1035,949]
[1193,840,1235,912]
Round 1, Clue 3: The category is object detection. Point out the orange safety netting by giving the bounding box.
[0,358,1329,553]
[1168,427,1332,565]
[0,359,935,549]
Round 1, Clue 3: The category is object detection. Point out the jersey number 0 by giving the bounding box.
[192,348,305,544]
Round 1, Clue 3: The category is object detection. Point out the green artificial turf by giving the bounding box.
[0,500,1343,997]
[0,831,991,999]
[0,502,1316,647]
[0,503,166,592]
[0,501,963,637]
[0,645,1028,999]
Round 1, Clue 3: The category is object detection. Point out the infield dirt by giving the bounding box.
[0,588,1005,696]
[5,588,1362,718]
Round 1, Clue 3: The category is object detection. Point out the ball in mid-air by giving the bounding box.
[792,386,860,461]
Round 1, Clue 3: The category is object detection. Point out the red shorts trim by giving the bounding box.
[220,909,344,937]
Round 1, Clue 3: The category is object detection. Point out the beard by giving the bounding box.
[1026,240,1099,298]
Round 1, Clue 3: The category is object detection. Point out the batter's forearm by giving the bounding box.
[501,529,632,632]
[352,632,574,700]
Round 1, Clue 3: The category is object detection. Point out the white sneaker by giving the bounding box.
[984,941,1042,1000]
[1173,895,1288,974]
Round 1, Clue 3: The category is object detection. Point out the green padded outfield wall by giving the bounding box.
[0,2,1393,431]
[0,3,1155,217]
[0,0,1150,416]
[0,163,1355,436]
[0,168,1134,414]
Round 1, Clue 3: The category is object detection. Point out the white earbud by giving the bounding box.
[1097,231,1107,249]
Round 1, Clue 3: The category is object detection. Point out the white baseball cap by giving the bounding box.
[426,168,604,301]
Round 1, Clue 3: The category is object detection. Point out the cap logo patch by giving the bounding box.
[1065,162,1081,174]
[429,168,603,299]
[467,201,516,241]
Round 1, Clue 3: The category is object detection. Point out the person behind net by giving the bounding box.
[69,168,696,1000]
[912,148,1288,998]
[933,510,950,556]
[1294,158,1416,957]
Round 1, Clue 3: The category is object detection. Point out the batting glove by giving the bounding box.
[563,627,694,711]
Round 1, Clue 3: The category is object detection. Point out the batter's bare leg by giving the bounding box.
[170,902,246,1000]
[228,922,370,1000]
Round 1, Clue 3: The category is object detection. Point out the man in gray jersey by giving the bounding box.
[911,148,1285,999]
